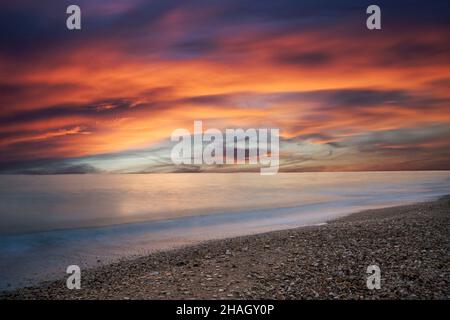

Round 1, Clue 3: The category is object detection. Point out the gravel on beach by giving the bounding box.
[2,196,449,300]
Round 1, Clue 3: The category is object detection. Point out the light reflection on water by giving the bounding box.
[1,171,449,235]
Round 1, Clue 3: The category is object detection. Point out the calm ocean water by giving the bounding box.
[0,171,449,290]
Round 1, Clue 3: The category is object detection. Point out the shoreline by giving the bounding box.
[2,196,449,300]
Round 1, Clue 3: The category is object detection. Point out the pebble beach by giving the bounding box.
[2,196,449,300]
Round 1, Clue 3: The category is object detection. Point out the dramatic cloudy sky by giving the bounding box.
[0,0,449,173]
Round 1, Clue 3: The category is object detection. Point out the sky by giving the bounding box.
[0,0,449,173]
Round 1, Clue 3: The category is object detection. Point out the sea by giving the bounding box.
[0,171,449,290]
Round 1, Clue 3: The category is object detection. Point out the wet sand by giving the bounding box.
[2,196,449,300]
